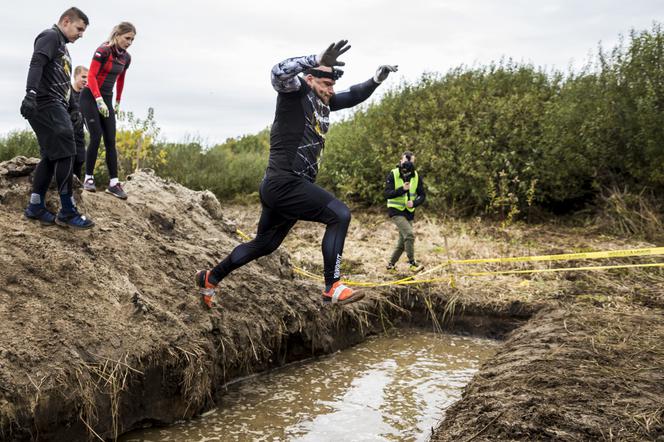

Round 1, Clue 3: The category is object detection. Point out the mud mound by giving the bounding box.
[431,306,664,441]
[0,157,404,441]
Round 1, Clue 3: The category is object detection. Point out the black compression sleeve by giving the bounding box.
[330,78,380,111]
[26,52,49,93]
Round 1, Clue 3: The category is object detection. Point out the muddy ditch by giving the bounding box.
[0,157,536,441]
[0,283,534,442]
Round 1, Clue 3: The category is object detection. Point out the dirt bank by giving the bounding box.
[430,305,664,441]
[0,157,529,441]
[1,156,662,441]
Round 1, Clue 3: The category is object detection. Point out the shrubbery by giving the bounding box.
[2,23,662,219]
[320,23,664,218]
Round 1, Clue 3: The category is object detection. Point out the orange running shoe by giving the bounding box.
[322,281,364,305]
[195,270,217,308]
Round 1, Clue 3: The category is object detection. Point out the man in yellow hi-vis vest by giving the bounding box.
[384,151,426,272]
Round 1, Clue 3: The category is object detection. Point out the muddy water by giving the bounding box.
[121,329,496,442]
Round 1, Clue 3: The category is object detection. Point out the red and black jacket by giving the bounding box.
[86,43,131,101]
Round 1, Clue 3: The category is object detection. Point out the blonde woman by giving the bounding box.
[80,22,135,199]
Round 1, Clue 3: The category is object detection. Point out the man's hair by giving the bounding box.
[59,7,89,26]
[108,22,137,46]
[74,65,88,77]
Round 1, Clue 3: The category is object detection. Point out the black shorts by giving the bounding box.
[259,176,336,222]
[28,103,76,161]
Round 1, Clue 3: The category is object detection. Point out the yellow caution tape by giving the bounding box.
[236,229,664,288]
[375,262,664,287]
[446,247,664,265]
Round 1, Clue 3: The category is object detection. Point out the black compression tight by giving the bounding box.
[210,179,351,287]
[32,156,74,197]
[80,89,118,178]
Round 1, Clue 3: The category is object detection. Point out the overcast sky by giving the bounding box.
[2,1,662,145]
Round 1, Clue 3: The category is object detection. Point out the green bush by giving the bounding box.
[319,23,664,218]
[0,130,39,162]
[3,23,662,220]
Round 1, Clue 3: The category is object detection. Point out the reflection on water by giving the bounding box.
[121,329,496,442]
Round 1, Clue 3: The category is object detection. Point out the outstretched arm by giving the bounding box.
[270,55,318,93]
[330,78,379,111]
[330,64,398,111]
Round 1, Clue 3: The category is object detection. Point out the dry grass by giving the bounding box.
[594,186,663,243]
[224,204,659,305]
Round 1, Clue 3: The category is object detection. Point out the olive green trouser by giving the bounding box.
[389,215,415,265]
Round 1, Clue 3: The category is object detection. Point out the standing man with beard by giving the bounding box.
[20,7,94,229]
[196,40,398,308]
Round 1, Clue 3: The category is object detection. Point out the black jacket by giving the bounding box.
[384,166,426,220]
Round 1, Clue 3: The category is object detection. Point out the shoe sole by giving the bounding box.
[55,218,95,230]
[24,215,56,227]
[105,189,127,200]
[321,291,365,306]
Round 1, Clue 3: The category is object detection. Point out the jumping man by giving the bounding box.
[196,40,398,307]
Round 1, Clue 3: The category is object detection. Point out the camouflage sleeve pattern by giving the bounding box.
[270,54,318,93]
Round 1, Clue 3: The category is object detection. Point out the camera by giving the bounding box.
[400,161,414,182]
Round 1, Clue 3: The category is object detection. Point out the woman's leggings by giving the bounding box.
[210,177,351,288]
[80,88,118,178]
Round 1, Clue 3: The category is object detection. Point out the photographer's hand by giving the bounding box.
[406,201,414,208]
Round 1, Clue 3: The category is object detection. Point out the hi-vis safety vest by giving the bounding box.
[387,168,419,213]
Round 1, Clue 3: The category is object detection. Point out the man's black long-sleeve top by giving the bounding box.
[384,166,426,220]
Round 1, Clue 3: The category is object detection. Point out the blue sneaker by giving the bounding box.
[24,205,56,226]
[55,209,95,230]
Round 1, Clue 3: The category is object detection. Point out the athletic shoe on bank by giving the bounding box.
[83,178,96,192]
[55,209,95,230]
[106,183,127,200]
[195,270,217,308]
[322,281,364,305]
[24,205,56,226]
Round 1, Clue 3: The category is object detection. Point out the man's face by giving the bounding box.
[305,69,336,105]
[74,70,88,90]
[61,17,87,43]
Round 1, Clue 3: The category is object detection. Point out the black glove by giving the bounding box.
[374,65,398,83]
[20,91,37,120]
[70,110,83,129]
[317,40,351,67]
